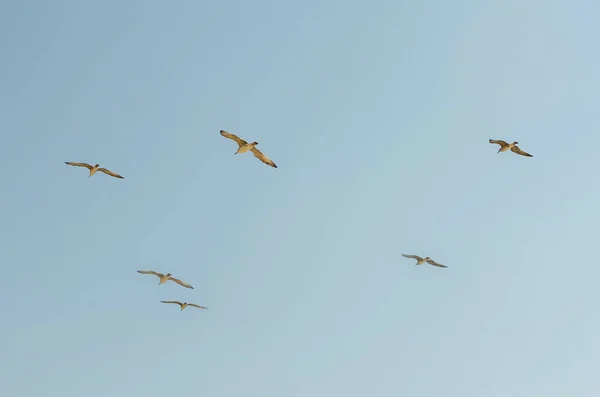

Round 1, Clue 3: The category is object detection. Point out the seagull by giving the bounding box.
[137,270,194,289]
[65,162,125,178]
[220,130,277,168]
[488,139,533,157]
[160,301,208,311]
[402,254,447,268]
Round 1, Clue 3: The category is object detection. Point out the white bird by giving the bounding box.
[220,130,277,168]
[488,139,533,157]
[65,162,125,178]
[160,301,208,311]
[402,254,447,268]
[137,270,194,289]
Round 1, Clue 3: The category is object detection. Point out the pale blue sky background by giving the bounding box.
[1,1,599,396]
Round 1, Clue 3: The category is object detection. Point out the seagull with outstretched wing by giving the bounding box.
[488,139,533,157]
[160,301,208,311]
[65,162,125,178]
[402,254,448,268]
[220,130,277,168]
[137,270,194,289]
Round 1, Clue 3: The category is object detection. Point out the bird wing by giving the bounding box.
[137,270,164,278]
[402,254,423,262]
[161,300,184,308]
[187,303,208,309]
[220,130,247,147]
[510,145,533,157]
[426,259,447,268]
[168,277,194,289]
[98,168,124,179]
[488,139,508,148]
[250,147,277,168]
[65,162,93,170]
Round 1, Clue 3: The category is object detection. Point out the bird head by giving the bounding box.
[513,141,519,145]
[166,273,172,277]
[425,257,431,260]
[251,141,259,146]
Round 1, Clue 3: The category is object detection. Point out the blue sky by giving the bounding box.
[1,1,599,396]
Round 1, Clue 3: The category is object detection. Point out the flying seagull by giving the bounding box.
[137,270,194,289]
[65,162,125,178]
[402,254,447,268]
[220,130,277,168]
[488,139,533,157]
[160,301,208,311]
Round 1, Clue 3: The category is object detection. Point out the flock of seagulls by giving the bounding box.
[136,270,203,312]
[397,139,533,269]
[64,131,534,312]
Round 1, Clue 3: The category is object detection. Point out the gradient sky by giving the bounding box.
[2,1,600,396]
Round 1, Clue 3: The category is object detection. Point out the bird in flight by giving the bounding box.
[160,301,208,311]
[65,162,125,179]
[488,139,533,157]
[220,130,277,168]
[137,270,194,289]
[402,254,447,268]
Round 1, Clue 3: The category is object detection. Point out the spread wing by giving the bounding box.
[137,270,164,279]
[426,259,447,268]
[402,254,423,262]
[161,300,184,308]
[510,145,533,157]
[65,162,93,170]
[220,130,247,147]
[187,303,209,309]
[250,147,277,168]
[488,139,508,148]
[168,277,194,289]
[98,168,124,179]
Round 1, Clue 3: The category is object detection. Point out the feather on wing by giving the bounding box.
[220,130,247,147]
[250,147,277,168]
[98,168,124,179]
[65,162,93,170]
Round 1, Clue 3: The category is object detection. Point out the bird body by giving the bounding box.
[402,254,447,268]
[137,270,194,289]
[220,130,277,168]
[65,162,124,178]
[88,164,101,176]
[235,142,258,154]
[158,273,172,284]
[488,139,533,157]
[161,301,208,311]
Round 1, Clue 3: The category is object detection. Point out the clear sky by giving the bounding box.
[1,1,599,396]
